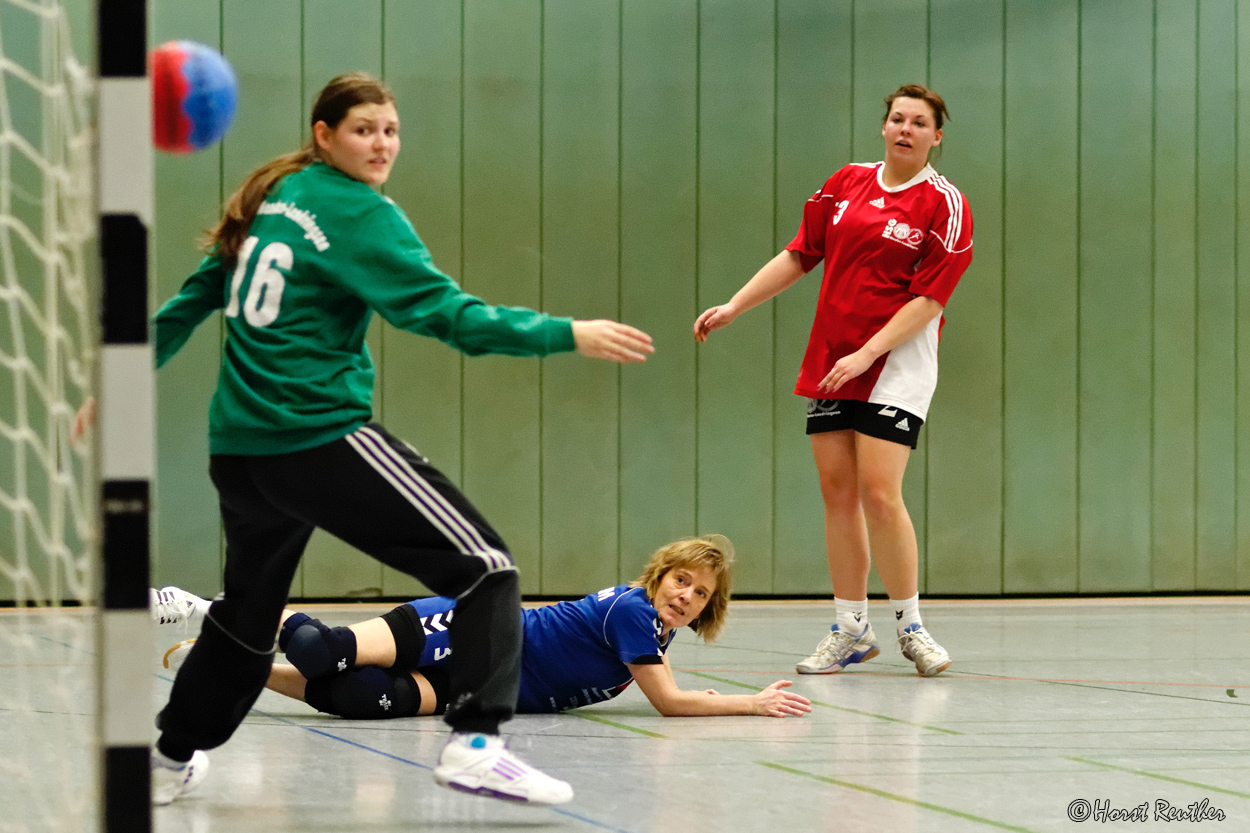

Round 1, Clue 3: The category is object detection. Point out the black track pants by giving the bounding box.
[157,423,521,749]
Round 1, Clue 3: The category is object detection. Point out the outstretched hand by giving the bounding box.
[752,680,812,718]
[693,304,738,343]
[572,320,654,363]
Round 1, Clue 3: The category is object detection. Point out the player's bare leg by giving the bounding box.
[798,431,880,674]
[855,432,950,676]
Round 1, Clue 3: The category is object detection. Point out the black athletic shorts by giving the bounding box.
[805,399,924,449]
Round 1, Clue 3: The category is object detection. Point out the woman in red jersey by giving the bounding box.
[694,84,972,678]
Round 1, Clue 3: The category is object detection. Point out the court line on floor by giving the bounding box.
[257,710,638,833]
[152,673,636,833]
[758,762,1041,832]
[685,667,1250,691]
[1069,757,1250,800]
[684,670,962,735]
[569,712,667,738]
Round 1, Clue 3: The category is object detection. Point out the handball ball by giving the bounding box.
[150,41,238,154]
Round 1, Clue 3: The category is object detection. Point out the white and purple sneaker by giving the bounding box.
[433,733,573,805]
[150,586,212,633]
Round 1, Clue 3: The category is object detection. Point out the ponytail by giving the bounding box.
[202,143,317,261]
[202,71,396,262]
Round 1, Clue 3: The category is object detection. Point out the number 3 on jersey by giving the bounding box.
[225,235,290,327]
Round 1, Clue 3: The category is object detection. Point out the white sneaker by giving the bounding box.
[796,624,880,674]
[898,624,952,677]
[152,749,209,805]
[150,586,211,632]
[433,733,573,805]
[162,638,196,672]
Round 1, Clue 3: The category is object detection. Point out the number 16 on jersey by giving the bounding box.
[225,235,290,327]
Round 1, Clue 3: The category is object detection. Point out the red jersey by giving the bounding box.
[785,162,972,419]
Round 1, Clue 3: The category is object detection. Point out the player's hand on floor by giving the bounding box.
[753,680,812,718]
[573,320,654,363]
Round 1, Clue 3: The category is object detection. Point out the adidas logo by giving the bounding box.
[878,406,898,417]
[896,418,910,431]
[869,197,885,208]
[379,694,392,711]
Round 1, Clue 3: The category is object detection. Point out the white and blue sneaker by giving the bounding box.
[898,624,951,677]
[434,733,573,805]
[152,749,209,805]
[796,623,880,674]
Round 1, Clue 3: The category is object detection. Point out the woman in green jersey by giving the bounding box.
[150,72,652,808]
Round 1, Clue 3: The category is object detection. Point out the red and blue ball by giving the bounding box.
[151,41,237,154]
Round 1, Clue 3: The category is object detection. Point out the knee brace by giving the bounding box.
[380,604,429,671]
[304,666,420,719]
[285,620,357,680]
[278,612,312,652]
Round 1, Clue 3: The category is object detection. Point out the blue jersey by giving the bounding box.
[404,585,673,713]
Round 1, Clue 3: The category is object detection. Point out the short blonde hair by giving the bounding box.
[630,535,734,643]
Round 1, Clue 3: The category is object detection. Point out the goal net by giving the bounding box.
[0,0,98,829]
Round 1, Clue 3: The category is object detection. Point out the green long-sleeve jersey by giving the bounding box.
[155,161,576,455]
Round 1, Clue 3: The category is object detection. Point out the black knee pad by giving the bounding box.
[380,604,427,671]
[304,666,420,719]
[278,612,312,652]
[286,621,357,680]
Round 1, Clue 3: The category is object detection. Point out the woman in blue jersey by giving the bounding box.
[150,72,654,808]
[158,537,812,719]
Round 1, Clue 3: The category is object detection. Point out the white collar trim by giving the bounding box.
[876,163,935,193]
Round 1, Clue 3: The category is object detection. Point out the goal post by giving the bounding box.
[97,0,153,829]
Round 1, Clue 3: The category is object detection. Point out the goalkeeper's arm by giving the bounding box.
[154,255,228,368]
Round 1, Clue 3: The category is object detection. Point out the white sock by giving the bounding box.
[152,748,188,770]
[833,597,868,636]
[891,594,922,636]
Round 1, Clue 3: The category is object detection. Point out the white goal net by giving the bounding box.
[0,0,98,830]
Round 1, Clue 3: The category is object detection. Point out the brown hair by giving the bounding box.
[883,83,949,130]
[630,535,735,643]
[203,72,396,262]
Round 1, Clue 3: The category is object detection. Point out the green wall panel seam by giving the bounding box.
[616,0,624,583]
[538,0,546,592]
[1000,0,1010,597]
[1235,0,1242,589]
[1193,1,1201,590]
[1150,0,1158,591]
[1075,0,1083,593]
[765,0,775,590]
[693,0,701,537]
[458,0,466,495]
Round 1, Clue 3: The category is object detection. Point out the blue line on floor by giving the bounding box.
[156,672,631,833]
[255,708,634,833]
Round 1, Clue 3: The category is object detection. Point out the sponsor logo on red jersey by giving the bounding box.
[882,218,925,250]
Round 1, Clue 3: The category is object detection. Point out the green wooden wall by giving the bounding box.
[149,0,1250,599]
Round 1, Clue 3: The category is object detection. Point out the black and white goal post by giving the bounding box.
[97,0,154,829]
